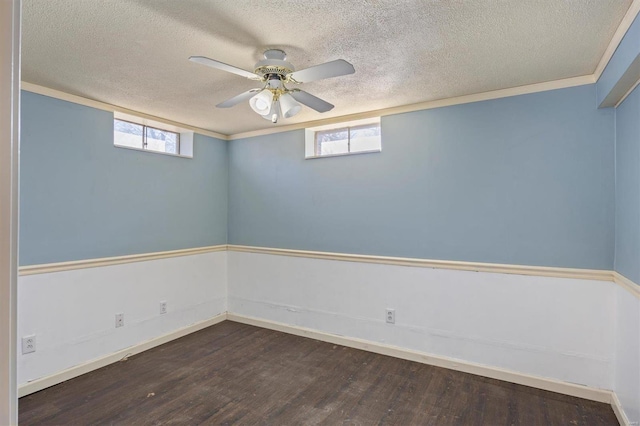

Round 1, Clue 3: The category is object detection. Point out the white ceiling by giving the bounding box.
[22,0,632,136]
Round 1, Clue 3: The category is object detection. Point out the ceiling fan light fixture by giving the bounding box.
[249,90,273,115]
[262,99,281,123]
[279,93,302,118]
[190,49,354,121]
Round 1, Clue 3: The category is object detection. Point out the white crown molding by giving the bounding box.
[228,75,595,140]
[18,245,227,276]
[19,82,229,141]
[17,313,227,397]
[594,0,640,80]
[226,313,613,404]
[227,245,612,282]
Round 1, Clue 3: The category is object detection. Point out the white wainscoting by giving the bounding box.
[228,250,615,391]
[18,250,227,390]
[614,284,640,426]
[16,246,639,423]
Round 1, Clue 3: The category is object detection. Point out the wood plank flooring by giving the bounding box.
[19,321,618,425]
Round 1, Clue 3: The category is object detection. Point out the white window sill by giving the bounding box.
[305,149,381,160]
[114,144,192,159]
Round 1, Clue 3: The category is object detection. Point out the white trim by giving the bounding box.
[600,54,640,107]
[0,0,20,423]
[226,313,613,404]
[115,111,192,136]
[613,271,640,299]
[304,149,381,160]
[227,245,612,282]
[20,82,229,141]
[18,245,638,295]
[17,244,623,284]
[228,75,595,140]
[114,111,195,158]
[611,392,631,426]
[112,143,193,159]
[594,0,640,80]
[18,313,227,397]
[304,117,382,159]
[615,75,640,108]
[18,245,227,276]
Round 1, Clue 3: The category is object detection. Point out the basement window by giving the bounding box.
[113,113,193,158]
[305,118,381,159]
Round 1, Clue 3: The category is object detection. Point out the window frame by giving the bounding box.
[113,113,193,159]
[306,118,381,159]
[114,118,181,156]
[144,123,180,154]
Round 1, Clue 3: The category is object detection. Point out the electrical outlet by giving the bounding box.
[22,335,36,354]
[160,301,167,315]
[386,308,395,324]
[115,313,124,328]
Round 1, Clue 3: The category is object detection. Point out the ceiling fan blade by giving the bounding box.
[290,90,334,113]
[189,56,260,79]
[289,59,355,83]
[216,89,260,108]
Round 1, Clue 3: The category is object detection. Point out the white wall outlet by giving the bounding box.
[386,308,395,324]
[22,335,36,354]
[115,313,124,328]
[160,301,167,315]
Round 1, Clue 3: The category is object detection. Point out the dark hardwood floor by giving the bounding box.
[19,321,618,425]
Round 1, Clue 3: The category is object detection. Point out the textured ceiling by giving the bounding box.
[22,0,632,135]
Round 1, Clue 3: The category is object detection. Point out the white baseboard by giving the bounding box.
[18,313,227,397]
[226,313,613,404]
[612,393,632,426]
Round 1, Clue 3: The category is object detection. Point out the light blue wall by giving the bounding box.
[229,85,615,269]
[20,84,619,270]
[597,13,640,106]
[615,85,640,284]
[20,91,228,266]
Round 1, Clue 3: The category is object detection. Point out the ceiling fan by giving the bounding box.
[189,49,355,123]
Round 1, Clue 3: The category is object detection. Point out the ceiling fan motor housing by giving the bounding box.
[254,49,295,80]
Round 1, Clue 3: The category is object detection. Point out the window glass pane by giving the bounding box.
[316,129,349,156]
[350,124,381,153]
[305,119,381,159]
[114,119,143,149]
[145,127,179,155]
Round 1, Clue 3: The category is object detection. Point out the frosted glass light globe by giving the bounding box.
[249,90,273,115]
